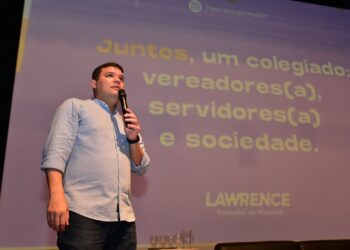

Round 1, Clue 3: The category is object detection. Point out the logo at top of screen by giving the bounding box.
[189,0,203,13]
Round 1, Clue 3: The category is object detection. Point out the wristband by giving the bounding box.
[127,135,140,144]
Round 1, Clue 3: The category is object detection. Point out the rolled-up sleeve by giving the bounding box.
[130,134,150,176]
[41,99,79,173]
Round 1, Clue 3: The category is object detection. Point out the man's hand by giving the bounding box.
[47,192,69,232]
[124,108,141,140]
[123,108,144,166]
[45,169,69,232]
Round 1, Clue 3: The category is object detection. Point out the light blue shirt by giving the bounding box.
[41,98,150,222]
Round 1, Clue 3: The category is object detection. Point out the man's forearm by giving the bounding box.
[129,144,143,166]
[46,169,65,196]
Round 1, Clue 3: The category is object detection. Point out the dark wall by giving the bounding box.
[0,1,24,195]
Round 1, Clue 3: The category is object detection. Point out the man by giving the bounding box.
[41,62,150,250]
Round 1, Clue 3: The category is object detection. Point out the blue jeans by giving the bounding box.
[57,211,137,250]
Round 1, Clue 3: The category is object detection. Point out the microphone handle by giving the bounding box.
[118,90,130,127]
[120,96,128,114]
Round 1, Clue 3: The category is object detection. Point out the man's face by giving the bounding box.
[92,66,125,99]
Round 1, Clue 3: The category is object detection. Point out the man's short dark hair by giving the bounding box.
[92,62,124,81]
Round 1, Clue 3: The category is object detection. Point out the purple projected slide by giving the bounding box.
[1,0,350,247]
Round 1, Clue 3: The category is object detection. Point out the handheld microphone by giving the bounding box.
[118,89,130,127]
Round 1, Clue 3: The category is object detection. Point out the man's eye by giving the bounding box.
[106,73,114,78]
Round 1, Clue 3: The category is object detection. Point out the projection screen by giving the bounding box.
[1,0,350,248]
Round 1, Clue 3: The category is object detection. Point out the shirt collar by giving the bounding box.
[93,98,118,114]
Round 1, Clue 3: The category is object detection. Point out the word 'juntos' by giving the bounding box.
[96,39,189,61]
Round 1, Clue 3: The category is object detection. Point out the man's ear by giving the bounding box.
[91,80,97,89]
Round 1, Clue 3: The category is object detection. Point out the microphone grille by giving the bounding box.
[118,89,127,98]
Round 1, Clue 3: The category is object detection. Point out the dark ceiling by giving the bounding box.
[292,0,350,9]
